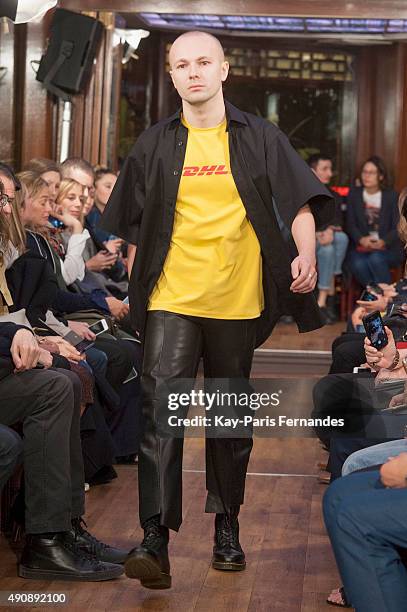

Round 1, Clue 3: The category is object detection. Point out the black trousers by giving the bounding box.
[0,368,85,533]
[0,424,23,491]
[138,310,257,531]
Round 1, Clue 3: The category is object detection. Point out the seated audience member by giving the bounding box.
[346,155,403,286]
[23,157,61,208]
[0,322,127,579]
[308,154,349,324]
[0,425,22,491]
[86,166,122,251]
[323,455,407,611]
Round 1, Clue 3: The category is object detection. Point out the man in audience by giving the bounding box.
[0,321,127,580]
[308,153,349,324]
[324,454,407,611]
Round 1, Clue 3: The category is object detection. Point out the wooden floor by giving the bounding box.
[0,437,340,612]
[0,323,345,611]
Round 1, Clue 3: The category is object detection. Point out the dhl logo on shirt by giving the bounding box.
[182,165,229,176]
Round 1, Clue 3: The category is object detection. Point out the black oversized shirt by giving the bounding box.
[100,101,334,347]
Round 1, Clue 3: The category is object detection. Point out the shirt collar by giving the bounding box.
[168,99,248,131]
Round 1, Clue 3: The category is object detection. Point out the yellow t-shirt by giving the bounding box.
[148,117,264,319]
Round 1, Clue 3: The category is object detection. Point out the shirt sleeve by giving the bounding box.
[266,128,334,231]
[60,229,89,285]
[98,143,145,245]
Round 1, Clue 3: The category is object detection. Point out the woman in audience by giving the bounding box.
[346,155,403,286]
[23,157,61,207]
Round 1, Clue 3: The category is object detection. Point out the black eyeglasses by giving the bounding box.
[0,194,14,209]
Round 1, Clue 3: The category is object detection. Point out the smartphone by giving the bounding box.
[122,296,129,305]
[74,338,95,353]
[360,290,378,302]
[362,310,388,350]
[48,216,66,229]
[88,319,108,336]
[367,283,384,295]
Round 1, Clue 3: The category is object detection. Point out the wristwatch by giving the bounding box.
[387,349,401,371]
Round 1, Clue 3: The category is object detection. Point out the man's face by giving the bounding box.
[313,159,333,185]
[169,34,229,105]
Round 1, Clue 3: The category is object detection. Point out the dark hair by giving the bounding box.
[61,157,95,180]
[307,153,332,170]
[0,162,21,191]
[361,155,389,189]
[23,157,61,176]
[94,166,116,183]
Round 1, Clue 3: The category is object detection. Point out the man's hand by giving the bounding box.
[104,238,123,254]
[380,452,407,488]
[290,254,317,293]
[359,236,376,250]
[371,238,386,250]
[41,336,83,362]
[86,251,118,272]
[357,293,389,312]
[106,296,130,320]
[364,326,396,369]
[68,320,96,341]
[388,392,407,409]
[351,306,366,328]
[38,348,53,369]
[316,228,334,246]
[10,329,40,372]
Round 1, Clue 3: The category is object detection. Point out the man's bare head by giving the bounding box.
[169,31,225,66]
[169,31,229,106]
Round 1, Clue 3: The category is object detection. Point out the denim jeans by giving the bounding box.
[323,471,407,611]
[316,231,349,290]
[342,438,407,476]
[348,248,402,286]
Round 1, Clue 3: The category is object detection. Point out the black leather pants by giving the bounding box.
[138,310,257,531]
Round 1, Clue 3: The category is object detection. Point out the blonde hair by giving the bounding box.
[56,178,84,205]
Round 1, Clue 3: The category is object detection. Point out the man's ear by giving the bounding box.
[221,61,229,83]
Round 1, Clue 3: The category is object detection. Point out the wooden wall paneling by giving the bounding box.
[59,0,407,20]
[69,94,85,160]
[107,45,123,170]
[0,20,16,166]
[89,32,104,163]
[20,20,53,166]
[394,43,407,190]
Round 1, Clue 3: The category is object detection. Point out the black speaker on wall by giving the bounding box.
[36,8,104,95]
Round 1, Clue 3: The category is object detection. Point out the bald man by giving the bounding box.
[101,30,333,589]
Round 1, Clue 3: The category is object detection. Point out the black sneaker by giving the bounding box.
[212,507,246,571]
[70,518,129,564]
[124,515,171,589]
[19,533,124,581]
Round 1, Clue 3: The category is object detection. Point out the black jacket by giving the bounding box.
[100,101,334,346]
[0,322,29,380]
[346,186,404,259]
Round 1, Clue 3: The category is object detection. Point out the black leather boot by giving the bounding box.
[212,507,246,571]
[124,515,171,589]
[19,533,124,581]
[70,518,129,564]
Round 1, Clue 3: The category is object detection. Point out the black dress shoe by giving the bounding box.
[212,507,246,571]
[19,533,124,581]
[124,515,171,589]
[88,466,118,487]
[70,518,129,564]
